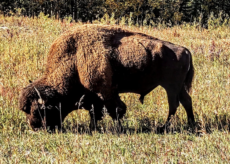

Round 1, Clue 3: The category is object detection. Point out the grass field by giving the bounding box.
[0,13,230,163]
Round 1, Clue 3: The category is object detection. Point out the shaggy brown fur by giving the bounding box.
[19,24,195,131]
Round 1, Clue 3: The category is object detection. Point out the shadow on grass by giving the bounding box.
[58,118,227,136]
[15,114,230,135]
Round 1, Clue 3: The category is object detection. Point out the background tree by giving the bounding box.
[0,0,229,26]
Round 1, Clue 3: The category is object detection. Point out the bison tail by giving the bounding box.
[184,51,194,93]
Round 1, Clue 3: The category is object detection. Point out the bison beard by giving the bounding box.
[19,24,195,132]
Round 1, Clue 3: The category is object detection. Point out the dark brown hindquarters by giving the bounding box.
[162,48,195,133]
[179,51,195,125]
[184,52,194,93]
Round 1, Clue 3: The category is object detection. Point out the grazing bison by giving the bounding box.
[19,24,195,131]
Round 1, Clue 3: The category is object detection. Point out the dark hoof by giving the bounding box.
[157,126,168,134]
[156,123,176,134]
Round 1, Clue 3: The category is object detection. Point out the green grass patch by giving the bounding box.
[0,14,230,163]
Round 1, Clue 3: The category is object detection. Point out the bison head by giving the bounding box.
[19,82,63,131]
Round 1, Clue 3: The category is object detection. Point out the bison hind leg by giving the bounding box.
[157,86,180,133]
[179,87,195,125]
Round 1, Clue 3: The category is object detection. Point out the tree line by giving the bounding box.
[1,0,230,26]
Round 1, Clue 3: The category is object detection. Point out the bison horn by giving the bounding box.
[38,98,44,105]
[34,86,44,105]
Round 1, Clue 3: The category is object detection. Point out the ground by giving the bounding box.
[0,14,230,163]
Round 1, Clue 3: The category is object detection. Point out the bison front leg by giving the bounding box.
[89,106,98,132]
[88,106,105,133]
[79,93,104,132]
[102,95,127,133]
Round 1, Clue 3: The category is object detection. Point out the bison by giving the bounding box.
[19,24,195,132]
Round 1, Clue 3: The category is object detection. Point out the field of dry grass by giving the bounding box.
[0,13,230,163]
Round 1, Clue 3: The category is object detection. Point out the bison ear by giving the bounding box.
[33,86,44,105]
[22,105,31,114]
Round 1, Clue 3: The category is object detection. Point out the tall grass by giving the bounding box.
[0,13,230,163]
